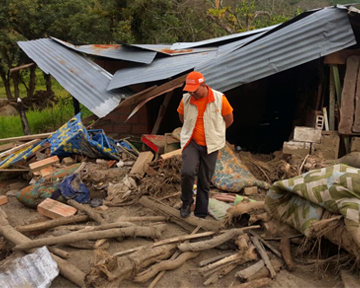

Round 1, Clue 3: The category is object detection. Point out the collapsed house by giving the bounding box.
[1,4,360,288]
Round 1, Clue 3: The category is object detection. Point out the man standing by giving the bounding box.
[177,71,234,218]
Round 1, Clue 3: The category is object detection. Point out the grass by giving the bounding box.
[0,68,94,139]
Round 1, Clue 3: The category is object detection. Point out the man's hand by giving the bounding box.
[223,112,234,128]
[179,113,184,123]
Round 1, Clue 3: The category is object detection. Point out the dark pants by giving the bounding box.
[181,140,219,218]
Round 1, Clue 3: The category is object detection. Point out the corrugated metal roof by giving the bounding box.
[196,7,356,92]
[170,24,280,50]
[18,38,132,118]
[107,33,263,90]
[107,51,217,91]
[51,37,157,64]
[130,44,217,55]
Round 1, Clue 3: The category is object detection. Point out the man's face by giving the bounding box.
[189,84,205,99]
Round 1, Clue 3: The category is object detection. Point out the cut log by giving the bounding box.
[140,196,223,232]
[67,200,106,224]
[280,237,295,271]
[14,225,166,250]
[231,277,271,288]
[134,251,199,282]
[251,236,276,278]
[199,245,257,275]
[85,244,177,287]
[236,260,265,281]
[178,228,244,252]
[16,215,89,232]
[0,208,85,287]
[203,263,237,285]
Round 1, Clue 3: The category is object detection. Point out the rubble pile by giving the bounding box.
[0,117,360,287]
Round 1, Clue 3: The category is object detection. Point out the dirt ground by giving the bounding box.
[0,175,346,288]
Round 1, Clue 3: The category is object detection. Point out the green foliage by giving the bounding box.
[0,100,92,138]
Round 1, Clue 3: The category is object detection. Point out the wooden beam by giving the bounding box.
[10,63,35,73]
[0,133,52,144]
[0,139,41,160]
[151,91,174,134]
[329,66,335,130]
[324,49,360,65]
[331,65,342,106]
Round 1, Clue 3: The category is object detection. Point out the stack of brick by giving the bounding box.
[283,127,340,160]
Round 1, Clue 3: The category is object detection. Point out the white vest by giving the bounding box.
[180,88,226,154]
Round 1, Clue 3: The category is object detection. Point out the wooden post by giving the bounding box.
[331,65,342,106]
[151,91,174,135]
[329,66,336,130]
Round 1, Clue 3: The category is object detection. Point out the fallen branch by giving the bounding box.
[248,231,282,259]
[67,200,106,224]
[248,260,282,281]
[48,247,70,259]
[0,208,85,287]
[224,201,265,225]
[148,225,202,288]
[204,263,237,285]
[280,237,295,271]
[251,236,276,278]
[140,196,223,232]
[134,251,199,282]
[16,215,89,232]
[85,244,176,287]
[178,228,244,252]
[116,216,167,222]
[199,252,235,267]
[14,225,166,250]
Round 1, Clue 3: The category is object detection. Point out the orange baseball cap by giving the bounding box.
[183,71,205,92]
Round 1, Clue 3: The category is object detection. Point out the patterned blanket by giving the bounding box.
[265,164,360,245]
[212,144,270,192]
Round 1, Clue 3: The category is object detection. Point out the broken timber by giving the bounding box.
[139,196,223,232]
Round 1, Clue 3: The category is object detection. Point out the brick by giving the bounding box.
[293,126,322,143]
[37,198,77,219]
[62,157,75,166]
[283,141,310,157]
[319,133,340,159]
[351,137,360,152]
[29,156,60,172]
[0,195,8,205]
[311,143,338,160]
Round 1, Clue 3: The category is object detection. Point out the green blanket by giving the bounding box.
[265,164,360,243]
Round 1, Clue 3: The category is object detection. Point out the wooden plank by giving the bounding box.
[29,155,60,172]
[324,49,360,65]
[331,65,342,106]
[160,148,182,160]
[0,168,30,172]
[0,143,14,152]
[0,139,41,159]
[323,107,329,131]
[130,151,154,177]
[151,91,174,135]
[339,56,360,134]
[353,65,360,132]
[329,67,336,131]
[0,132,52,144]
